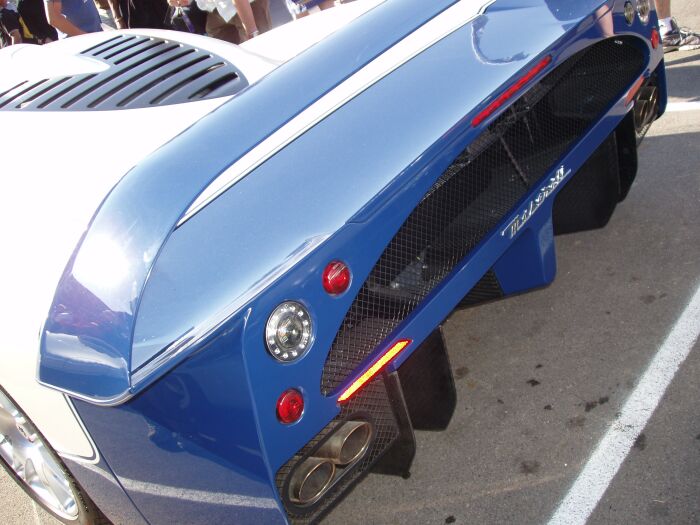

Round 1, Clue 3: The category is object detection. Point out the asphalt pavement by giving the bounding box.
[2,1,699,524]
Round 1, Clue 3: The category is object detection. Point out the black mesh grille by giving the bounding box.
[276,375,398,524]
[321,37,645,394]
[0,35,247,111]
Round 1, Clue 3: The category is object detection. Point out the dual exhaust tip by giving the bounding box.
[289,420,372,505]
[634,85,659,133]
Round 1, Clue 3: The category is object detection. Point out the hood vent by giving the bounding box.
[0,34,247,111]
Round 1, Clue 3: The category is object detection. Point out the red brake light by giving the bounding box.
[651,27,660,49]
[338,339,412,403]
[472,55,552,127]
[322,261,351,295]
[277,389,304,424]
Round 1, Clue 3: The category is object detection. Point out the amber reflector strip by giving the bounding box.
[337,340,411,403]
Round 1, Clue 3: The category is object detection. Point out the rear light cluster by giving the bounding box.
[267,261,353,425]
[322,261,351,295]
[265,302,312,363]
[277,389,305,424]
[472,55,552,127]
[651,27,660,49]
[264,261,351,365]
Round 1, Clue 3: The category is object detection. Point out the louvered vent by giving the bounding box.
[0,35,247,111]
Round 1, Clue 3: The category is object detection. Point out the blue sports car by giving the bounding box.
[0,0,665,523]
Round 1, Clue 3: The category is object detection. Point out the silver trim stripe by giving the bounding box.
[78,461,279,509]
[58,395,100,464]
[121,478,280,509]
[177,0,496,227]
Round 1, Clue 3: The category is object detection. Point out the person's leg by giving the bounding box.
[206,10,241,44]
[655,0,700,52]
[250,0,270,33]
[232,1,271,43]
[655,0,673,38]
[655,0,670,19]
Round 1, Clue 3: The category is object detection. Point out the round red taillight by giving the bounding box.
[277,389,304,424]
[651,27,660,49]
[322,261,351,295]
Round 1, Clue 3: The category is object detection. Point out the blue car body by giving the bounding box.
[0,0,665,523]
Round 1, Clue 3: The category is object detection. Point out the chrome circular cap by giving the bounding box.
[0,391,79,521]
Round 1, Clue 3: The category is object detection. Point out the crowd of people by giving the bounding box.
[1,0,699,53]
[0,0,339,47]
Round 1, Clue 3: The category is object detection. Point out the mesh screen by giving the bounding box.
[321,37,645,394]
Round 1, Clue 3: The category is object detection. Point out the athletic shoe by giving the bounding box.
[662,18,700,53]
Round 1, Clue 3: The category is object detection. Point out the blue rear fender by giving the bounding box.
[38,0,464,404]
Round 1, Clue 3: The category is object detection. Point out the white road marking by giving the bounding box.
[548,282,700,525]
[665,101,700,112]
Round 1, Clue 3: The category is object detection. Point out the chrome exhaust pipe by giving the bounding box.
[316,421,372,466]
[289,457,335,505]
[634,85,659,132]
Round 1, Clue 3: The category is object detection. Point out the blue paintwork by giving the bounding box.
[493,215,557,296]
[74,316,287,525]
[39,0,462,402]
[47,0,666,523]
[64,457,151,525]
[132,0,640,475]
